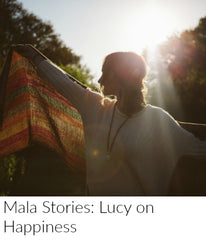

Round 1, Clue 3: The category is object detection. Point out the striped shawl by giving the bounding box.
[0,50,85,174]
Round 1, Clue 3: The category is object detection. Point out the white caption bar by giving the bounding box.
[0,197,206,240]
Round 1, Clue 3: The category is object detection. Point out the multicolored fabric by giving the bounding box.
[0,50,85,173]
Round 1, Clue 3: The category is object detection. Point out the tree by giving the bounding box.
[147,16,206,123]
[0,0,80,69]
[196,17,206,52]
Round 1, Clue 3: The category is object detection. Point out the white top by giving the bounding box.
[36,60,206,195]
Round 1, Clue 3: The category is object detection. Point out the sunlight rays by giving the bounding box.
[145,48,185,121]
[124,4,185,120]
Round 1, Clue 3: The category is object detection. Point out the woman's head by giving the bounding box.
[98,51,147,105]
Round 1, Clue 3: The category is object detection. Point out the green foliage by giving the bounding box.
[0,154,25,195]
[147,16,206,123]
[60,64,97,90]
[196,17,206,52]
[0,0,94,87]
[0,0,80,66]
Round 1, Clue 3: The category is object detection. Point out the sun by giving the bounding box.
[126,7,176,52]
[141,10,173,46]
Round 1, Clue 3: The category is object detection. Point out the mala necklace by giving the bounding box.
[106,102,130,161]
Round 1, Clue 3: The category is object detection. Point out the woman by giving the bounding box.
[13,44,206,196]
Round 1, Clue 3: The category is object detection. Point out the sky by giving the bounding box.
[19,0,206,81]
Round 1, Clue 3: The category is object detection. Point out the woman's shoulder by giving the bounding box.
[145,104,169,115]
[144,104,178,124]
[85,89,115,111]
[86,89,113,104]
[146,104,173,115]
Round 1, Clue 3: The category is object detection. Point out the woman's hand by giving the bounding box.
[12,44,45,65]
